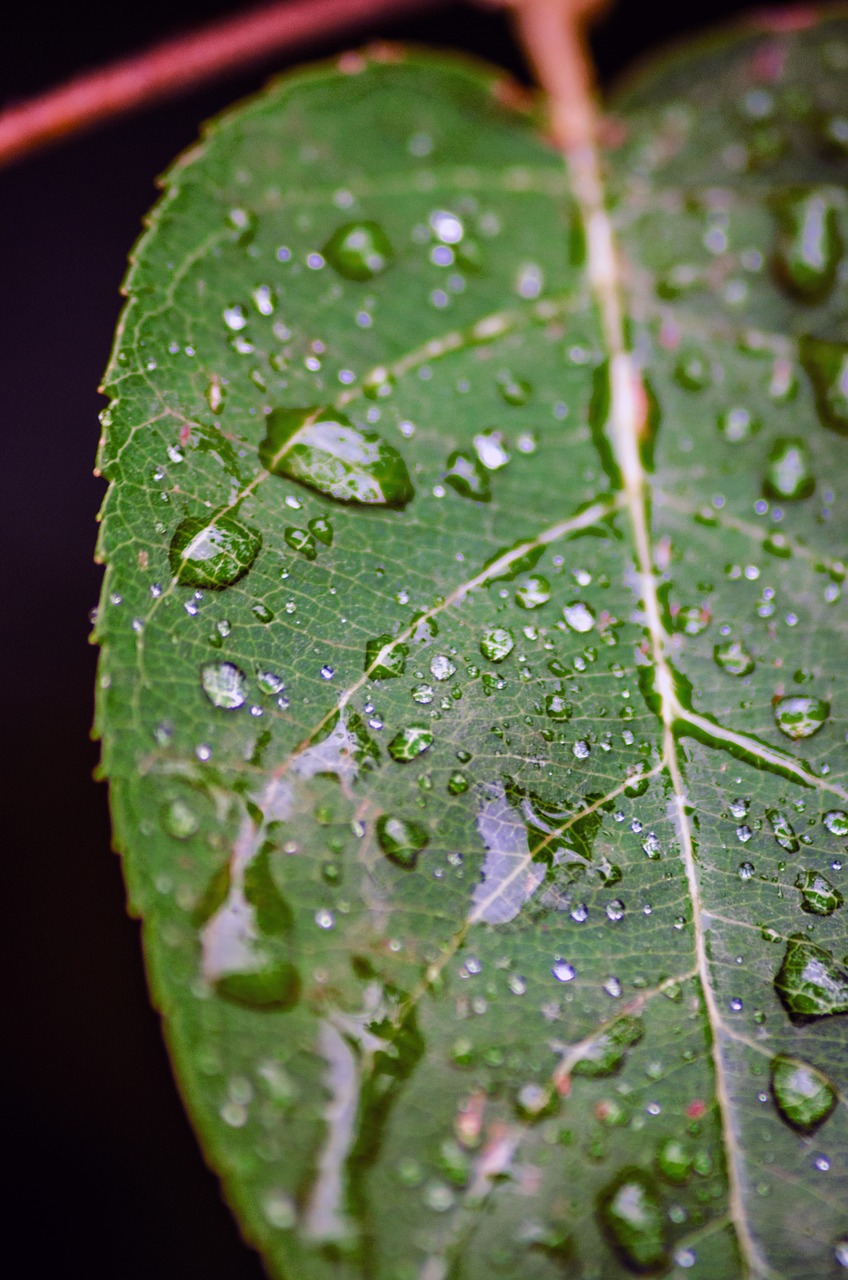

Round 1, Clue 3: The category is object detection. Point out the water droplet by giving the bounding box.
[259,407,413,507]
[430,654,456,681]
[674,605,709,636]
[447,770,469,795]
[597,1168,668,1273]
[774,936,848,1023]
[322,220,393,280]
[308,516,333,545]
[799,337,848,434]
[444,451,491,501]
[473,430,510,470]
[563,602,595,633]
[515,575,551,610]
[388,724,433,762]
[718,406,760,442]
[480,627,514,663]
[573,1016,643,1078]
[656,1137,692,1184]
[201,662,247,710]
[795,869,844,916]
[496,371,532,405]
[834,1237,848,1268]
[763,437,815,501]
[376,814,428,869]
[766,809,799,853]
[170,514,262,588]
[824,810,848,836]
[545,692,572,721]
[552,959,576,982]
[365,634,408,679]
[774,695,829,739]
[773,189,842,300]
[161,797,199,839]
[770,1055,837,1133]
[674,351,711,390]
[284,526,317,560]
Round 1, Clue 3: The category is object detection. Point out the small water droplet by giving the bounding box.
[322,220,393,280]
[515,575,551,610]
[161,797,199,839]
[473,430,510,470]
[774,695,829,739]
[773,188,842,300]
[388,724,433,762]
[799,337,848,434]
[308,516,333,545]
[824,810,848,836]
[562,601,595,633]
[496,371,532,405]
[170,514,262,589]
[444,451,491,501]
[430,654,456,681]
[774,936,848,1023]
[770,1055,837,1133]
[674,351,711,390]
[552,959,576,982]
[200,662,247,710]
[764,437,815,501]
[480,627,514,662]
[718,405,760,442]
[447,770,469,795]
[766,809,800,853]
[795,869,844,916]
[597,1168,668,1273]
[284,526,317,560]
[674,604,710,635]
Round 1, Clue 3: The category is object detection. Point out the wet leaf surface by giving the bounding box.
[95,20,848,1279]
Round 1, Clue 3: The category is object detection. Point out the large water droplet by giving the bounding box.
[563,601,595,633]
[430,654,456,682]
[201,661,247,710]
[773,695,829,739]
[774,936,848,1023]
[770,1055,837,1133]
[365,634,408,679]
[766,809,799,853]
[763,437,815,501]
[170,513,262,588]
[260,407,413,507]
[795,868,844,916]
[284,526,317,560]
[572,1016,643,1078]
[773,188,842,300]
[444,451,491,502]
[388,724,433,762]
[480,627,514,663]
[714,640,755,676]
[322,220,393,280]
[597,1168,668,1274]
[376,814,429,869]
[656,1137,692,1185]
[799,337,848,434]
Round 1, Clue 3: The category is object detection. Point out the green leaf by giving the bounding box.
[95,20,848,1280]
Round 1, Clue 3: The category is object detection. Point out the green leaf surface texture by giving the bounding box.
[95,17,848,1280]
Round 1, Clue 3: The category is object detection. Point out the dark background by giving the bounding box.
[2,1,794,1275]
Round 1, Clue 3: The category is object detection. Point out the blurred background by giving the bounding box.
[2,1,796,1275]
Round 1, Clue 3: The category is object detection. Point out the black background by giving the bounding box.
[2,2,796,1276]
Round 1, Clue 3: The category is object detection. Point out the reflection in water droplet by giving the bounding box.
[597,1167,668,1273]
[770,1055,837,1133]
[260,407,413,507]
[795,869,844,916]
[365,634,409,679]
[376,814,429,869]
[388,724,433,762]
[480,627,514,662]
[773,695,829,739]
[763,437,815,501]
[201,661,247,710]
[444,451,491,501]
[773,189,842,300]
[170,514,262,588]
[774,936,848,1023]
[766,809,799,853]
[322,221,393,280]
